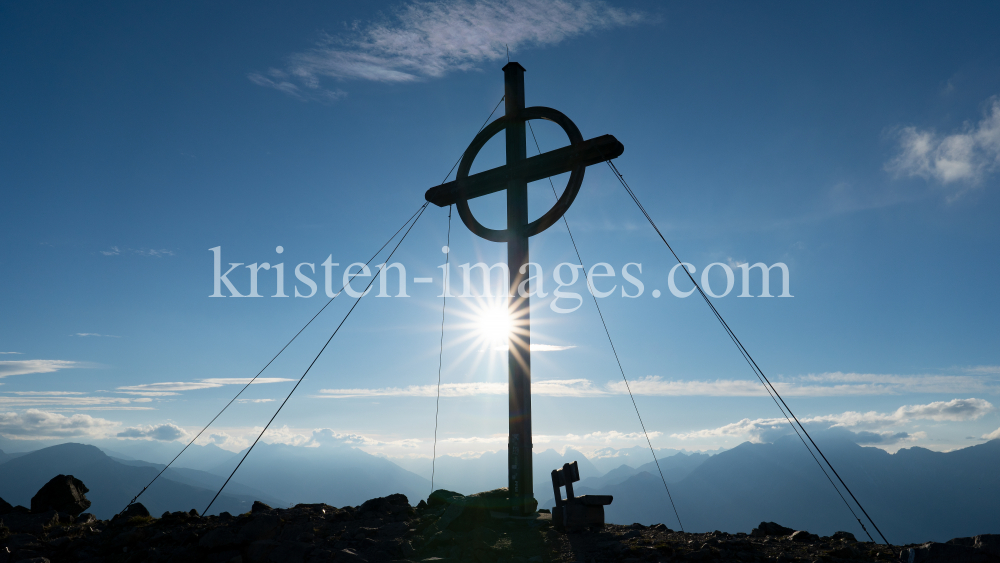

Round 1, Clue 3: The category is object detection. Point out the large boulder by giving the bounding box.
[119,503,150,519]
[427,489,464,507]
[30,475,91,515]
[901,541,998,562]
[0,496,13,515]
[750,521,794,537]
[948,535,1000,558]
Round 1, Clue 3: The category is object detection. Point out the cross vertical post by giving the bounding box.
[503,62,534,516]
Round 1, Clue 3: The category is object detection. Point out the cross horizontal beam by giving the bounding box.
[425,134,624,207]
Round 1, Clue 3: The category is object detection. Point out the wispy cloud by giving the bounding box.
[314,371,999,399]
[964,365,1000,375]
[0,352,22,355]
[0,395,152,408]
[72,333,120,338]
[0,409,121,439]
[117,377,294,396]
[250,0,643,101]
[886,96,1000,196]
[101,246,175,257]
[117,423,187,441]
[0,360,81,378]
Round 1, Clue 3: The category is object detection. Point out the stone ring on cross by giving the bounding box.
[455,106,584,243]
[424,107,624,243]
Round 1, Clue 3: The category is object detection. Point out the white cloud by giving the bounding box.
[0,352,22,355]
[117,423,187,441]
[983,427,1000,441]
[134,249,174,257]
[316,381,506,398]
[315,372,998,399]
[886,96,1000,194]
[117,377,294,396]
[964,365,1000,375]
[248,70,347,102]
[806,398,994,429]
[0,360,81,378]
[198,432,250,451]
[250,0,643,101]
[0,395,146,408]
[72,333,120,338]
[101,246,175,257]
[672,399,994,443]
[8,391,86,395]
[236,398,275,403]
[0,409,120,439]
[315,378,604,398]
[311,428,381,447]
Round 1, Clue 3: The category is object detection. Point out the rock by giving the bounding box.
[948,535,1000,558]
[200,526,238,550]
[245,540,278,563]
[120,503,150,519]
[338,547,368,562]
[252,500,272,513]
[790,530,819,542]
[750,522,794,538]
[0,497,12,515]
[2,510,59,534]
[832,530,857,542]
[29,475,91,515]
[238,513,281,543]
[901,541,997,562]
[360,494,410,515]
[266,541,309,563]
[77,512,96,524]
[427,489,464,507]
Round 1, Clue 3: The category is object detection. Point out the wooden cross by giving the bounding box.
[424,62,624,515]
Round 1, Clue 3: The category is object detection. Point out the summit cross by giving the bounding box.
[424,62,624,515]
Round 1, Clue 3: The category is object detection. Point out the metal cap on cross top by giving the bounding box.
[424,62,624,515]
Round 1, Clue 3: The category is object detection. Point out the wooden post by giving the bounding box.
[503,62,534,515]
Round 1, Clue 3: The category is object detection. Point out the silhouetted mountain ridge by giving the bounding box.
[0,443,272,519]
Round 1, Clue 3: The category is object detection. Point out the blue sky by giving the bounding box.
[1,0,999,464]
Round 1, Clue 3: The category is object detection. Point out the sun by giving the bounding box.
[477,300,511,349]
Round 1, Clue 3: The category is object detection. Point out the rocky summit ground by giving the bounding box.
[1,480,999,563]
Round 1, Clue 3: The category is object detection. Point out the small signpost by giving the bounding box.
[424,63,624,515]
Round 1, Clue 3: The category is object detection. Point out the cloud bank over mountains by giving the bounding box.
[671,398,994,447]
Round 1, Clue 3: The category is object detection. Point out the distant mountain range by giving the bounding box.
[541,435,1000,545]
[1,436,997,544]
[0,443,267,519]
